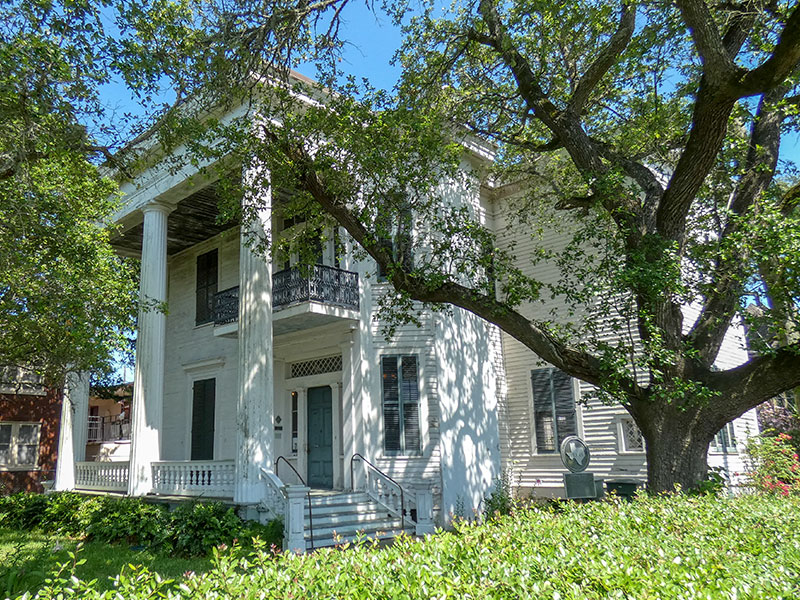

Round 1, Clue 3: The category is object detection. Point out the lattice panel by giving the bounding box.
[289,355,343,379]
[621,418,644,452]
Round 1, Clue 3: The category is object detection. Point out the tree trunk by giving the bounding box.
[638,404,717,493]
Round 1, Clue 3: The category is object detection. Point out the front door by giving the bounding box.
[307,386,333,488]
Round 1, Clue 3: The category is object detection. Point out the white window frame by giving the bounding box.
[182,357,225,461]
[616,415,646,454]
[710,421,738,454]
[0,421,42,471]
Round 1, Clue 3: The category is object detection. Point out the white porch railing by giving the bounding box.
[151,460,235,497]
[75,461,129,492]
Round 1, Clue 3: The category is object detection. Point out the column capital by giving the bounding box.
[140,199,175,216]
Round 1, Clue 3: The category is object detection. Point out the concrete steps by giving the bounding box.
[304,491,414,550]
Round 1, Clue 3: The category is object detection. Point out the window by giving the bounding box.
[0,422,41,469]
[196,249,218,325]
[377,203,413,281]
[382,355,420,454]
[619,417,645,452]
[531,368,577,453]
[712,422,737,453]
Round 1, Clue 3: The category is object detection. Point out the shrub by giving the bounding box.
[41,492,88,535]
[22,494,800,600]
[482,470,513,519]
[0,492,49,529]
[0,493,283,558]
[745,432,800,495]
[170,502,243,556]
[82,497,170,547]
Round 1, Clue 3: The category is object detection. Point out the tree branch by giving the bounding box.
[705,343,800,415]
[264,125,644,398]
[687,85,788,365]
[676,0,739,87]
[735,3,800,97]
[568,1,635,114]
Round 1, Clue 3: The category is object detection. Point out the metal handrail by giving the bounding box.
[275,456,314,550]
[349,453,406,531]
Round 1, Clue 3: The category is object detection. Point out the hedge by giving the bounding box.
[17,493,800,599]
[0,493,282,557]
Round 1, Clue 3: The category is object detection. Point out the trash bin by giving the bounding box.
[606,479,640,499]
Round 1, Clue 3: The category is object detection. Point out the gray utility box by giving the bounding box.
[563,472,597,499]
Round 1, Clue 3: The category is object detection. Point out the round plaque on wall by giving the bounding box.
[560,436,591,473]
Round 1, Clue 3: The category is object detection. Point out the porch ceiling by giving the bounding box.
[110,184,239,257]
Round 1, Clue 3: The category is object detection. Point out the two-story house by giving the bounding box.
[52,86,758,551]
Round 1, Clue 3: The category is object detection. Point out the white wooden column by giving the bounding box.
[330,383,342,489]
[234,202,274,504]
[54,372,89,490]
[128,201,172,496]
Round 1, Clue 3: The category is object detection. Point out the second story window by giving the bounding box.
[377,203,414,281]
[196,249,218,325]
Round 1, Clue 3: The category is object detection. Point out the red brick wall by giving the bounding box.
[0,388,62,494]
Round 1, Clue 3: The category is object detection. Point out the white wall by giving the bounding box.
[435,308,502,522]
[162,229,240,461]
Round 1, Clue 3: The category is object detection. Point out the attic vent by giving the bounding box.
[289,355,342,379]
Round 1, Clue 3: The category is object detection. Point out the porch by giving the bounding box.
[74,459,236,498]
[72,455,435,552]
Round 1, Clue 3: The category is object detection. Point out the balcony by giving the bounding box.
[272,265,359,311]
[87,414,131,443]
[212,265,360,336]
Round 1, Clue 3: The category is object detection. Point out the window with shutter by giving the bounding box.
[381,355,421,454]
[196,249,218,325]
[531,367,577,453]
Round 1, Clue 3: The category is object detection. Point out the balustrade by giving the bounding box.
[75,461,129,492]
[151,460,236,497]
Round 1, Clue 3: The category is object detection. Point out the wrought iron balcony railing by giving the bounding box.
[273,264,360,311]
[87,414,131,443]
[213,286,239,325]
[212,265,359,325]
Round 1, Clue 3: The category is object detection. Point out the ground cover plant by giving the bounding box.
[15,493,800,600]
[0,529,210,598]
[0,493,281,554]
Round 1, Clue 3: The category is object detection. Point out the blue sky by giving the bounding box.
[101,2,799,167]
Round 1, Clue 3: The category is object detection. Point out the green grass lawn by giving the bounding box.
[0,529,210,598]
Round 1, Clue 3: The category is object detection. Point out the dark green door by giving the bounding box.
[191,378,215,460]
[307,386,333,488]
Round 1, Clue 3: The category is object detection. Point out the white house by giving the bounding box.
[53,88,758,552]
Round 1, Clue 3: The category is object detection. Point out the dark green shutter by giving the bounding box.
[531,368,576,453]
[191,378,215,460]
[382,357,401,452]
[401,356,420,452]
[382,355,420,453]
[196,249,218,325]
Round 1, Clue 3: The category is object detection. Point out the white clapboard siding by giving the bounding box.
[489,188,760,495]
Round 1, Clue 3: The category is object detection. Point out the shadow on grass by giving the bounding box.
[0,529,211,598]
